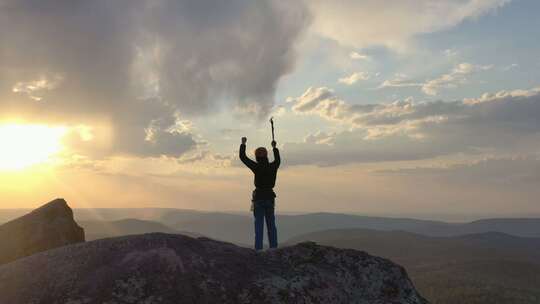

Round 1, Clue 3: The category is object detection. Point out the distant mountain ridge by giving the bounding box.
[2,208,539,244]
[157,211,540,245]
[287,228,540,263]
[79,218,201,241]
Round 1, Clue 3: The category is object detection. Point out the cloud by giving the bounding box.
[0,0,310,158]
[502,63,519,71]
[288,87,376,124]
[379,63,493,95]
[443,48,459,57]
[285,86,540,166]
[378,73,423,89]
[272,105,288,117]
[12,75,63,101]
[421,63,493,95]
[381,156,540,186]
[177,150,233,168]
[303,131,335,146]
[338,72,370,85]
[349,51,370,60]
[306,0,511,49]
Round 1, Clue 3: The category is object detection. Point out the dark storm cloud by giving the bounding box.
[0,0,309,157]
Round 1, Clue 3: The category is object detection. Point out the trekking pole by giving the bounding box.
[270,117,275,142]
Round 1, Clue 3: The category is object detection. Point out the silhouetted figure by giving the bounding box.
[239,137,280,251]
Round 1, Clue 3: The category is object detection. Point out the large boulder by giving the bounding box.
[0,233,427,304]
[0,198,85,265]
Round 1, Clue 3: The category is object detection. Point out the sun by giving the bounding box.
[0,124,67,171]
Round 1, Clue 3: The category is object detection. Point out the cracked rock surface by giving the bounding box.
[0,233,427,304]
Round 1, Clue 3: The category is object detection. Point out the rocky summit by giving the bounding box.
[0,233,427,304]
[0,198,85,265]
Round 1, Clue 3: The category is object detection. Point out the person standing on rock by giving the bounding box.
[239,136,280,251]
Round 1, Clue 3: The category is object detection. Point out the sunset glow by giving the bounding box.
[0,0,538,216]
[0,124,67,171]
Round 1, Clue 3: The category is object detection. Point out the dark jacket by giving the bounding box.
[239,144,280,200]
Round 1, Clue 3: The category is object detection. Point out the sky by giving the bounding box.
[0,0,539,220]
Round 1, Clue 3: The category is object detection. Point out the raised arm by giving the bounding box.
[239,137,257,171]
[272,140,280,168]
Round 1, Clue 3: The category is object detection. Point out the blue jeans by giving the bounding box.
[253,199,278,250]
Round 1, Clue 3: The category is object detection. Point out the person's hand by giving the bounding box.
[241,137,247,144]
[271,140,277,148]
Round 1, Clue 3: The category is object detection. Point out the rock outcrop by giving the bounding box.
[0,198,85,265]
[0,233,427,304]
